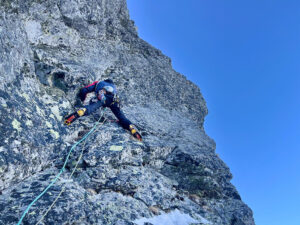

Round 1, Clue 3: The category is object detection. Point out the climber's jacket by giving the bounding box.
[78,79,117,102]
[65,79,142,141]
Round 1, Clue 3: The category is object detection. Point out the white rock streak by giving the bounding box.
[24,20,43,43]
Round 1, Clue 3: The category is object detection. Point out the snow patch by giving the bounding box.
[134,209,210,225]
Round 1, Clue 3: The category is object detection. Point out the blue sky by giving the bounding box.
[127,1,300,224]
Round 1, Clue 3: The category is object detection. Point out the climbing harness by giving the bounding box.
[17,109,106,225]
[112,94,120,107]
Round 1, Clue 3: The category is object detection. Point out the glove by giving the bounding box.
[64,108,86,125]
[129,125,142,141]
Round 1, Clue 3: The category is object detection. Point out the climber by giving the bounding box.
[64,79,142,141]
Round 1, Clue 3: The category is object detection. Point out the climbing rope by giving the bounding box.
[17,109,106,225]
[35,115,107,225]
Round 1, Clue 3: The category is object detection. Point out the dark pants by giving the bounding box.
[84,94,132,131]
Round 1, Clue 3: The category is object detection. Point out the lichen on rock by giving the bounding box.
[12,119,22,132]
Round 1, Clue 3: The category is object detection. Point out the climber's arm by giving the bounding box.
[64,100,104,125]
[110,102,132,130]
[78,81,99,101]
[83,100,104,115]
[109,102,142,141]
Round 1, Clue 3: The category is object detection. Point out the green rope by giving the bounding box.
[17,110,106,225]
[35,116,107,225]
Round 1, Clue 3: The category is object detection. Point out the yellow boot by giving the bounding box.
[129,124,142,141]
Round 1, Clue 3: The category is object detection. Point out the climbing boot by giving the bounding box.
[129,124,142,141]
[64,112,78,125]
[64,108,86,125]
[77,108,86,117]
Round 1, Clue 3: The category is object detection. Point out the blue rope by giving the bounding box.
[17,111,105,225]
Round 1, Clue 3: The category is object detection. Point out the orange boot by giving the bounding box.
[129,125,142,141]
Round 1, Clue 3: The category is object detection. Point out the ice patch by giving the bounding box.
[134,209,210,225]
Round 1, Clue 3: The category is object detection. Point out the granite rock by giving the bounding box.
[0,1,254,224]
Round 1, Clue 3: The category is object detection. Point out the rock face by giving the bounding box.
[0,1,255,225]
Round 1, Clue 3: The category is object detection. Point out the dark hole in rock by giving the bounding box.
[53,71,65,79]
[52,71,68,93]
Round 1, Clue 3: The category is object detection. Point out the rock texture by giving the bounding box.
[0,1,254,224]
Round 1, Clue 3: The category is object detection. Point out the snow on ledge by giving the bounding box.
[134,209,211,225]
